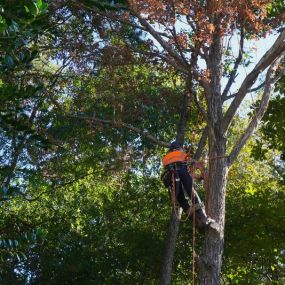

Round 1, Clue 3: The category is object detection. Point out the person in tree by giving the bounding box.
[161,141,209,229]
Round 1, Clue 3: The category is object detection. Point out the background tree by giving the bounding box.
[72,1,285,284]
[1,1,285,284]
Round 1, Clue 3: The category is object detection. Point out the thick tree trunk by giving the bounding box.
[198,135,227,285]
[198,26,226,284]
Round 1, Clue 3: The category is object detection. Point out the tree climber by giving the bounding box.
[161,141,209,229]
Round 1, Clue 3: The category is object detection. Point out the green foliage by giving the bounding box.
[223,142,285,284]
[0,0,48,71]
[251,91,285,183]
[0,1,285,284]
[268,0,285,19]
[0,168,169,284]
[254,94,285,159]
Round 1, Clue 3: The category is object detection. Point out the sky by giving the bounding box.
[227,32,278,92]
[227,33,279,117]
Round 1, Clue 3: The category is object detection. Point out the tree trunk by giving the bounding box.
[159,209,181,285]
[198,135,227,285]
[198,26,226,284]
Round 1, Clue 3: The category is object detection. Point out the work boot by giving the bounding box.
[194,207,220,232]
[194,207,208,230]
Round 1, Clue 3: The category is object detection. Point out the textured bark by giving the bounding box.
[198,137,227,285]
[198,29,226,285]
[159,209,182,285]
[175,91,192,145]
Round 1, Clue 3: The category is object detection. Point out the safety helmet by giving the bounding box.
[169,141,181,151]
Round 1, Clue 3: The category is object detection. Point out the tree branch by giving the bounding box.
[193,91,207,120]
[127,3,189,71]
[223,29,285,133]
[248,82,266,93]
[194,126,208,160]
[1,104,39,189]
[227,59,283,166]
[87,5,171,38]
[157,54,189,74]
[175,90,192,145]
[223,81,266,101]
[42,57,73,111]
[170,20,190,67]
[222,28,244,100]
[69,115,170,147]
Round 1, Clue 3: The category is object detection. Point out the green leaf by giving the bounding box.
[36,0,43,9]
[30,2,39,16]
[5,55,14,67]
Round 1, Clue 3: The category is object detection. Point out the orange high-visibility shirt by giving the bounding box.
[162,150,188,167]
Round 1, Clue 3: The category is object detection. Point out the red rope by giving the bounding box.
[171,170,180,220]
[192,188,196,285]
[191,164,196,285]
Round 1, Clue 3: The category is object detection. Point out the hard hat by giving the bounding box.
[170,141,181,151]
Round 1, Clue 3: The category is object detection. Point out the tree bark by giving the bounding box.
[198,136,227,285]
[198,27,227,284]
[159,209,182,285]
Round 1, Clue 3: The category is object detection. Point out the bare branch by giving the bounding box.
[194,126,208,160]
[193,91,208,121]
[128,4,189,71]
[248,82,266,93]
[169,21,189,67]
[157,54,189,74]
[74,0,175,41]
[175,90,192,145]
[222,28,244,100]
[69,115,170,147]
[227,59,283,166]
[223,81,267,101]
[223,29,285,133]
[186,15,196,33]
[102,11,171,38]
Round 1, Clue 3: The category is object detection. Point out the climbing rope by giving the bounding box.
[167,154,227,285]
[190,162,197,285]
[169,164,198,284]
[191,187,196,285]
[170,170,193,222]
[170,170,180,219]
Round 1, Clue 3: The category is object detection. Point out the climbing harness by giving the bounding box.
[166,160,206,223]
[162,151,224,285]
[167,161,206,285]
[170,169,195,222]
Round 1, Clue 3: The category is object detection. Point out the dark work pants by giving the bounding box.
[173,165,199,213]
